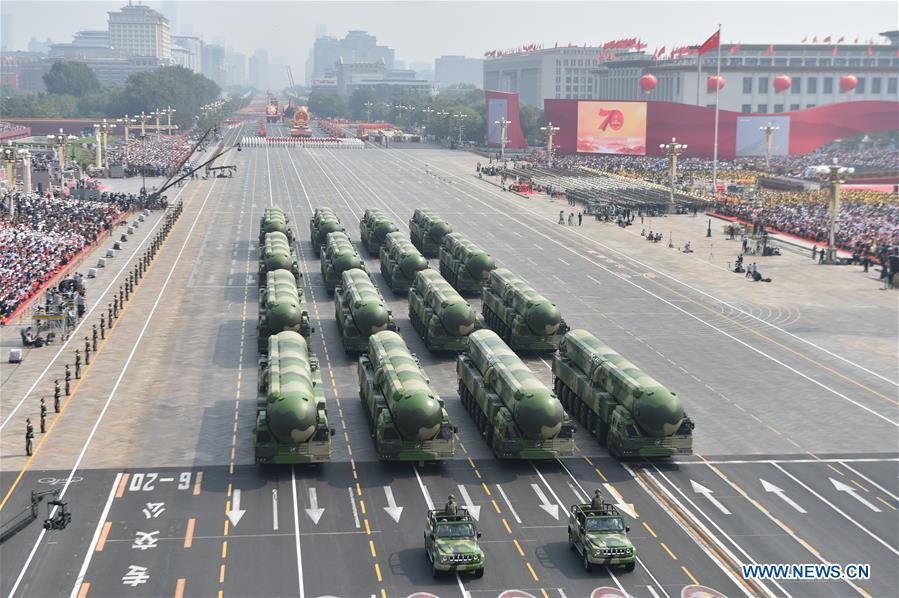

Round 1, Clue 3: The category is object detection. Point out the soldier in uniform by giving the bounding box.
[40,398,48,433]
[444,495,457,515]
[590,489,604,510]
[25,419,34,456]
[92,324,98,350]
[84,336,91,365]
[53,380,61,412]
[74,350,81,379]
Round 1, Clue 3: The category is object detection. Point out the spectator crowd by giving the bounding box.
[0,191,133,319]
[106,133,193,177]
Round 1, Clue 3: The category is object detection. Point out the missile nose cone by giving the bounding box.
[515,393,564,439]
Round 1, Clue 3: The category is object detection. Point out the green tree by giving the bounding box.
[42,61,101,97]
[519,104,544,146]
[348,88,376,120]
[118,66,220,129]
[308,91,347,118]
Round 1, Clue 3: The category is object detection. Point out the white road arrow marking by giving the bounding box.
[531,483,560,520]
[383,486,404,523]
[830,478,881,512]
[227,489,246,526]
[690,480,731,515]
[457,485,481,521]
[760,479,806,513]
[304,487,325,524]
[602,483,638,519]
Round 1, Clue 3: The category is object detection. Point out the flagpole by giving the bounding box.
[696,53,702,105]
[712,23,722,194]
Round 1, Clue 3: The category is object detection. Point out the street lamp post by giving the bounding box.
[760,122,779,171]
[138,111,149,136]
[494,117,511,162]
[153,110,162,134]
[364,101,375,122]
[46,129,76,187]
[102,119,116,168]
[93,124,103,169]
[165,106,176,134]
[659,137,688,213]
[823,159,854,264]
[2,144,18,215]
[18,149,32,194]
[539,122,560,168]
[452,112,468,145]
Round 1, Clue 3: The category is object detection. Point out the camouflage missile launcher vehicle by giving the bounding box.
[380,232,429,294]
[259,231,300,287]
[358,330,455,461]
[335,268,398,351]
[568,502,636,572]
[457,329,575,459]
[258,269,311,351]
[424,508,485,578]
[360,208,399,256]
[481,268,569,352]
[321,231,366,294]
[255,331,333,464]
[553,329,693,458]
[409,209,452,257]
[408,270,479,352]
[439,233,496,295]
[310,207,345,257]
[259,207,293,245]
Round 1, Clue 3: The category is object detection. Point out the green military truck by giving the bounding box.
[553,329,694,458]
[335,268,398,351]
[259,231,300,287]
[259,207,293,245]
[568,502,636,572]
[358,331,455,461]
[320,231,366,294]
[409,209,452,257]
[424,508,485,578]
[257,269,311,351]
[481,268,569,352]
[457,329,575,459]
[438,233,496,295]
[360,208,398,256]
[254,331,333,464]
[408,269,478,352]
[310,207,345,257]
[379,231,429,293]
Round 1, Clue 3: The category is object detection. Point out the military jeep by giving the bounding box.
[567,503,636,572]
[424,508,485,578]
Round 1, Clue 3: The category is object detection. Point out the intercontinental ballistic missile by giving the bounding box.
[439,233,496,294]
[259,207,293,245]
[408,269,478,352]
[258,269,311,351]
[360,208,399,256]
[310,207,345,257]
[335,268,397,351]
[409,209,452,257]
[380,231,429,293]
[259,231,300,286]
[481,268,568,352]
[321,231,365,294]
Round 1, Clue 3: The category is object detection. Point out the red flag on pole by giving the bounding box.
[698,30,720,55]
[801,36,807,43]
[867,46,873,57]
[854,37,860,44]
[763,44,774,56]
[837,36,845,43]
[729,44,741,55]
[813,36,818,43]
[823,35,831,43]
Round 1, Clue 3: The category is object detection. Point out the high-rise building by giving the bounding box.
[226,50,247,86]
[1,14,13,52]
[107,3,172,61]
[202,44,226,87]
[435,55,483,88]
[311,30,395,80]
[270,55,289,89]
[249,49,269,89]
[173,35,202,72]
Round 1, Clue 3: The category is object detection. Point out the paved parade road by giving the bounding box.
[1,130,896,598]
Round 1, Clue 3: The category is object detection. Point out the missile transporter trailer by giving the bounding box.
[408,270,479,352]
[409,209,452,258]
[424,509,485,578]
[553,329,693,458]
[335,268,398,352]
[255,331,334,464]
[360,208,399,256]
[321,231,366,294]
[310,207,345,257]
[380,232,429,294]
[259,231,300,287]
[568,503,636,572]
[358,330,456,461]
[457,329,575,459]
[481,268,569,352]
[259,207,293,245]
[439,233,496,295]
[258,269,312,351]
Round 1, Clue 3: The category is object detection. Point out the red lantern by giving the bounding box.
[773,75,792,93]
[639,74,657,94]
[839,74,858,93]
[707,75,725,92]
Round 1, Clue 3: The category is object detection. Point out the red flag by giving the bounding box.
[813,36,818,43]
[837,36,845,43]
[823,35,831,43]
[867,45,873,57]
[658,46,666,57]
[729,44,741,55]
[763,44,774,56]
[698,30,720,55]
[832,45,838,56]
[801,36,807,43]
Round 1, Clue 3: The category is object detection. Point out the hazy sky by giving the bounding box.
[3,0,896,80]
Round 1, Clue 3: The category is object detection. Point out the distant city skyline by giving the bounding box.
[2,0,895,86]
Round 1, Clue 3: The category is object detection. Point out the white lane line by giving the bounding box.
[395,152,896,388]
[413,464,434,510]
[291,466,305,598]
[587,275,603,285]
[838,463,899,502]
[673,457,899,465]
[272,488,279,531]
[9,177,221,598]
[495,484,521,524]
[557,258,570,266]
[348,487,361,529]
[67,473,122,598]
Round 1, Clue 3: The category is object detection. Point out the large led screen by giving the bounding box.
[576,101,647,154]
[735,115,791,157]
